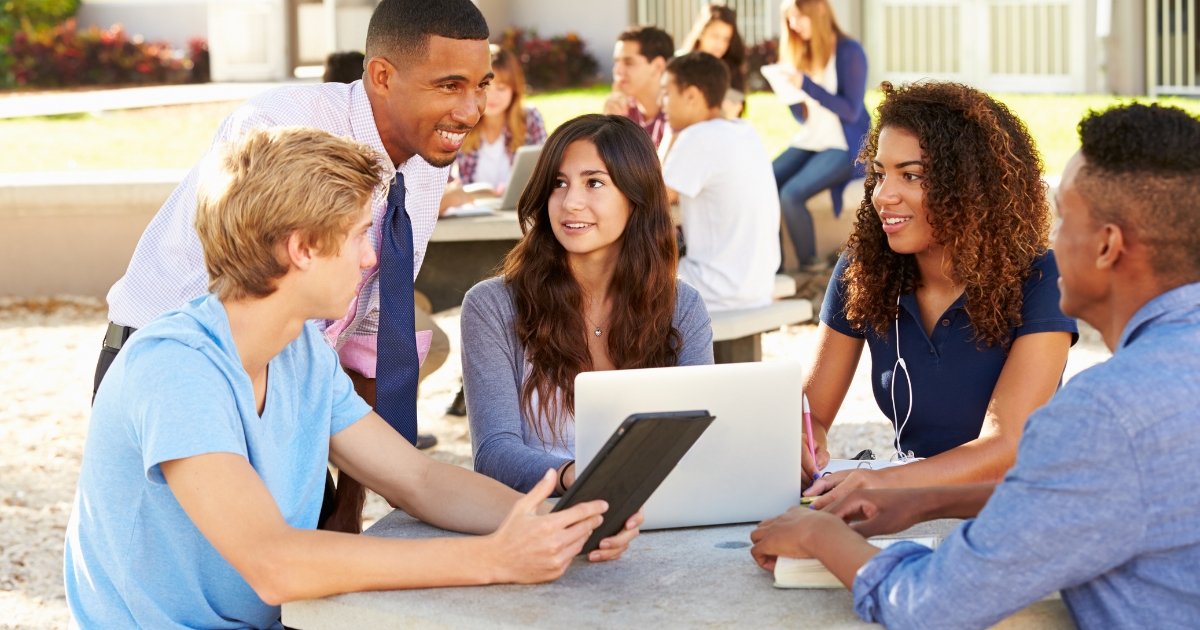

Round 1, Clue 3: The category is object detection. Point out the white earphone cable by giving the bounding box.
[890,293,914,461]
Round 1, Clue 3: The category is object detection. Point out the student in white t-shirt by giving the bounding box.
[661,51,781,312]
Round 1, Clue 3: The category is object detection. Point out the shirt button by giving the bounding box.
[941,319,950,326]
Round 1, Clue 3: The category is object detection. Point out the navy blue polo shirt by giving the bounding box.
[820,251,1078,458]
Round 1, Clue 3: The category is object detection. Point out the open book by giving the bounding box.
[819,458,912,475]
[774,536,940,589]
[758,63,807,106]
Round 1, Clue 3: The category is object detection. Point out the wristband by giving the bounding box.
[557,460,575,494]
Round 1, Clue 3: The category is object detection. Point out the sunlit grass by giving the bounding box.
[2,85,1198,175]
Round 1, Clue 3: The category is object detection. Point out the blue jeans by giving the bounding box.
[773,147,854,265]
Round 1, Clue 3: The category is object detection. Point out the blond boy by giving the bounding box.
[65,128,640,629]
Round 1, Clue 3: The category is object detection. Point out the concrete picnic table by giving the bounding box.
[416,211,522,312]
[282,511,1074,630]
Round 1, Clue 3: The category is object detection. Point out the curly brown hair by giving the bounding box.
[841,81,1051,348]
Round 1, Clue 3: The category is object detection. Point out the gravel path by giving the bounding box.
[0,298,1110,629]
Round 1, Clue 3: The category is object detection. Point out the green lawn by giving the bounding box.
[2,86,1198,175]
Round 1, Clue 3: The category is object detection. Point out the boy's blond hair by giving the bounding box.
[195,127,389,300]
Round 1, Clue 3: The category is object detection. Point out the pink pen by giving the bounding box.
[803,394,820,483]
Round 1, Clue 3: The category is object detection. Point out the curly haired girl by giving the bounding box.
[802,81,1078,509]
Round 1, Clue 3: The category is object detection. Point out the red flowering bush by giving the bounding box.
[8,18,194,87]
[0,0,80,84]
[501,27,599,91]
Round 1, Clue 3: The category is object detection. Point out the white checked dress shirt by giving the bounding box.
[106,81,448,376]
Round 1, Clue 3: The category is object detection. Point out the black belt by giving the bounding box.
[104,322,137,351]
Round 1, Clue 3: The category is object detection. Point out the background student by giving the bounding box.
[323,50,366,83]
[603,26,675,148]
[66,127,642,629]
[679,3,748,118]
[801,81,1077,509]
[323,47,443,451]
[441,47,548,211]
[461,114,714,495]
[97,0,493,533]
[750,102,1200,630]
[661,52,780,312]
[772,0,870,267]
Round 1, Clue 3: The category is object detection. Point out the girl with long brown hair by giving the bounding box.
[681,3,748,118]
[769,0,870,266]
[801,81,1077,509]
[461,114,714,494]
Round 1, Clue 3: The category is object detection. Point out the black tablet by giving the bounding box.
[552,410,715,554]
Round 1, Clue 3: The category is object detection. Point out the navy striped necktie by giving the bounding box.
[375,173,419,445]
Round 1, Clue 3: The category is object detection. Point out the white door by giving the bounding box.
[207,0,289,82]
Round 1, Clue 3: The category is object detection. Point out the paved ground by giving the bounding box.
[0,82,313,120]
[0,297,1110,629]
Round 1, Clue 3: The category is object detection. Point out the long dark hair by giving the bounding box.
[504,114,681,446]
[684,3,747,93]
[843,81,1051,349]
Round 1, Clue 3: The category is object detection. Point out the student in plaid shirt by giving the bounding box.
[441,48,546,211]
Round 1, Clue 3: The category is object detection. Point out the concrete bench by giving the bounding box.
[0,170,185,297]
[281,510,1073,629]
[711,298,813,363]
[780,178,865,272]
[0,169,518,304]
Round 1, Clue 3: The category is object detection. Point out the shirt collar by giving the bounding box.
[1117,281,1200,350]
[349,81,398,176]
[898,290,966,320]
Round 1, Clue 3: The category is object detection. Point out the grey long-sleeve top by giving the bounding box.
[461,277,714,492]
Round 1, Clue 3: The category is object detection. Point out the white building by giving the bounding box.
[74,0,1196,95]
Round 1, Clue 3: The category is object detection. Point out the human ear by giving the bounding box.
[651,56,667,77]
[285,232,315,271]
[1095,224,1124,271]
[364,57,395,96]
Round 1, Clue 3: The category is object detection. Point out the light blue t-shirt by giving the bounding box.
[65,294,372,629]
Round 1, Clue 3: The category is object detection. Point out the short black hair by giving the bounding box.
[1076,103,1200,283]
[323,51,365,83]
[617,26,675,64]
[364,0,489,66]
[666,52,729,109]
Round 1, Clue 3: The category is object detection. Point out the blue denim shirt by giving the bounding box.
[853,282,1200,630]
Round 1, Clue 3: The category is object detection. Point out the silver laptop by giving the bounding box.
[574,362,804,530]
[475,144,542,212]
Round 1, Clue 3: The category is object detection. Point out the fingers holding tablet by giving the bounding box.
[587,508,645,563]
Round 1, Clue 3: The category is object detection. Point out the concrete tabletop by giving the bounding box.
[282,511,1074,630]
[430,211,523,243]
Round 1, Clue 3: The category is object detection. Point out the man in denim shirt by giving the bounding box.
[749,103,1200,629]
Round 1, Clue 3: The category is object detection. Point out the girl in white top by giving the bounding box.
[441,48,547,211]
[771,0,871,266]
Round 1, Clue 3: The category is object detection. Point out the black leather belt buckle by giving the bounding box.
[104,322,136,351]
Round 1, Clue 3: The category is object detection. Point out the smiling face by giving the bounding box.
[365,36,493,168]
[613,40,662,97]
[698,21,734,58]
[870,126,937,255]
[301,202,377,320]
[548,140,631,264]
